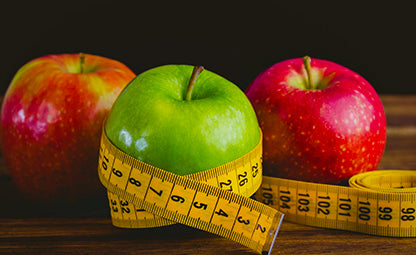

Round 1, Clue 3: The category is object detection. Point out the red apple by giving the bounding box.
[245,56,386,184]
[0,53,135,204]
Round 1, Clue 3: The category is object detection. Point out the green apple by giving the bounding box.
[105,65,260,175]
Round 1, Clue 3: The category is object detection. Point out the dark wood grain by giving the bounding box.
[0,95,415,255]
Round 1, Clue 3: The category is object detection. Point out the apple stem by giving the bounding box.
[185,66,204,101]
[302,56,313,90]
[80,53,85,73]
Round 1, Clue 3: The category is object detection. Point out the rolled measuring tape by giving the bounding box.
[254,170,416,237]
[98,128,284,255]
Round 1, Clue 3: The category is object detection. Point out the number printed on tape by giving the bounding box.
[98,129,284,255]
[99,125,416,254]
[255,173,416,237]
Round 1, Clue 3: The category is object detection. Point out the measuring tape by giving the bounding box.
[98,129,284,255]
[254,170,416,237]
[98,126,416,254]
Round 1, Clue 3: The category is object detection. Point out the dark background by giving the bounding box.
[1,1,415,95]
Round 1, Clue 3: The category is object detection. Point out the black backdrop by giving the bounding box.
[1,1,415,95]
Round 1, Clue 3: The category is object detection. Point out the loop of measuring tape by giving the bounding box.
[98,129,285,255]
[254,170,416,237]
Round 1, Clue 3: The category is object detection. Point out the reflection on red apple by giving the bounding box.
[0,53,136,205]
[245,57,386,184]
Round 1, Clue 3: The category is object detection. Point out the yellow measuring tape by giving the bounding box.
[98,126,416,254]
[98,129,284,255]
[254,170,416,237]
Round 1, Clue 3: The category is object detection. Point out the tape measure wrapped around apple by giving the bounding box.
[98,65,284,255]
[98,58,416,255]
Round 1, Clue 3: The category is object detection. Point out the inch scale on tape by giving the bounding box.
[255,171,416,237]
[98,129,284,255]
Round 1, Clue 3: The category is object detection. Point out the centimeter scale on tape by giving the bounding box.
[99,126,416,254]
[254,170,416,237]
[98,129,285,255]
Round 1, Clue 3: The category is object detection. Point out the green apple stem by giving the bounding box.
[80,53,85,73]
[185,66,204,101]
[302,56,313,90]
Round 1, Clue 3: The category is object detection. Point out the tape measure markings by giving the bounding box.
[255,174,416,237]
[99,122,416,253]
[98,130,284,255]
[100,166,283,254]
[102,132,263,213]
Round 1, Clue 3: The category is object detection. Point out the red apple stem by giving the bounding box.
[80,53,85,73]
[185,66,204,101]
[302,56,313,90]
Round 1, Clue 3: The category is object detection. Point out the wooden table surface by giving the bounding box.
[1,95,415,255]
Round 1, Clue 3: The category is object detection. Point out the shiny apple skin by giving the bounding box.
[245,57,386,184]
[105,65,261,176]
[0,53,136,204]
